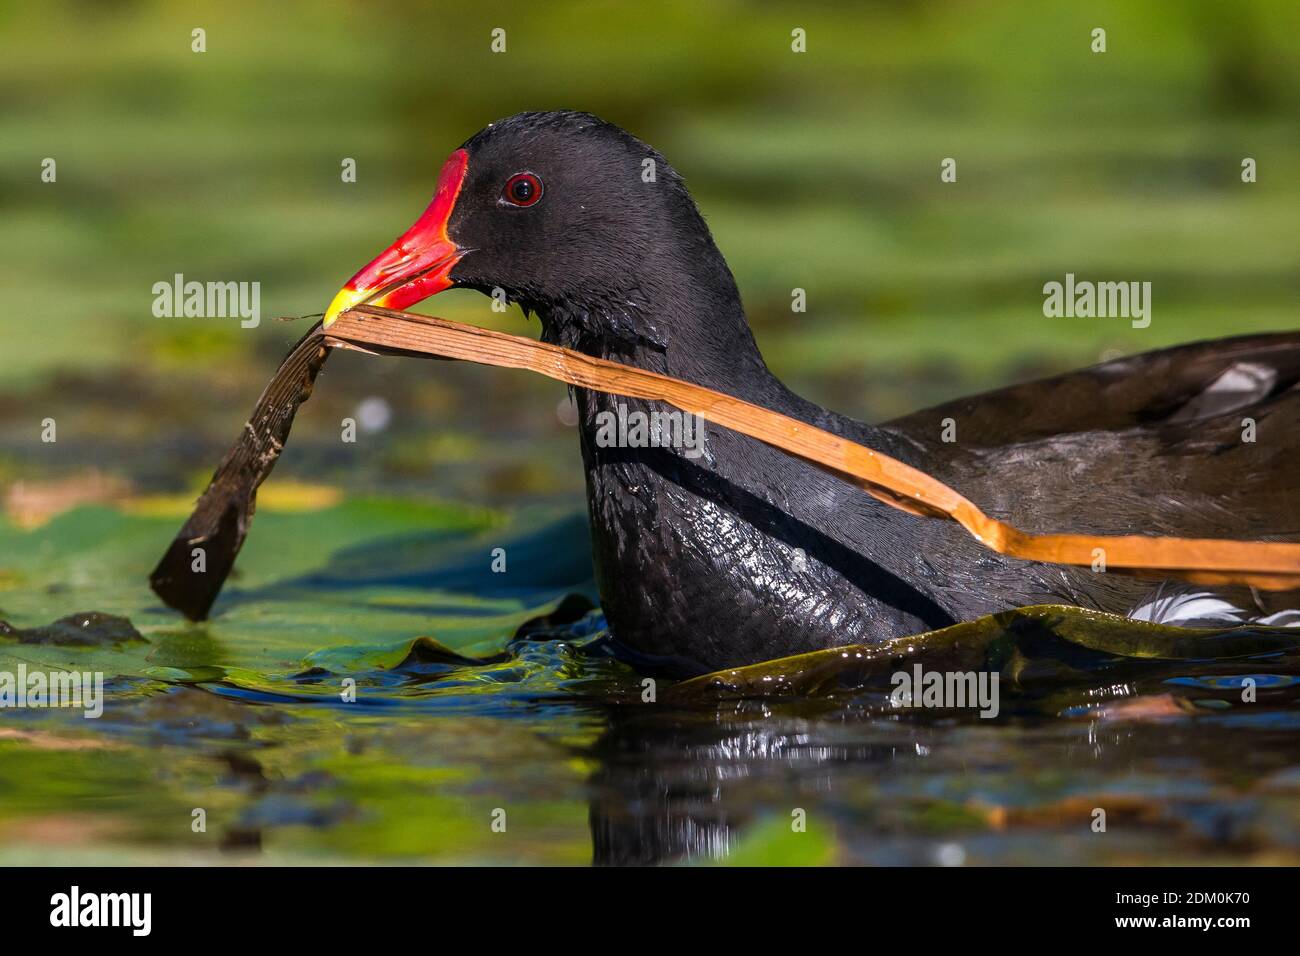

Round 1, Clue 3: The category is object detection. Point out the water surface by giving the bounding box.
[3,502,1297,866]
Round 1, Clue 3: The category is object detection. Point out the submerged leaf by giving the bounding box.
[668,605,1300,703]
[0,611,147,647]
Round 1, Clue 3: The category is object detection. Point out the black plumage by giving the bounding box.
[440,111,1299,673]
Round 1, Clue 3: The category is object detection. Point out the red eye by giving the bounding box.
[503,172,543,207]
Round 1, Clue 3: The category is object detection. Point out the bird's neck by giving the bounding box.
[536,245,781,406]
[534,233,903,459]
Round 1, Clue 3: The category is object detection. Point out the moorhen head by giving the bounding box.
[325,112,757,379]
[325,110,1300,674]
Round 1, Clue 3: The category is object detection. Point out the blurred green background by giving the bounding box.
[2,0,1298,505]
[2,0,1299,868]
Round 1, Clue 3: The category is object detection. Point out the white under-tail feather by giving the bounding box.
[1129,583,1300,628]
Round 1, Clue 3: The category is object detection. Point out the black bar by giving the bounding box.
[0,866,1279,939]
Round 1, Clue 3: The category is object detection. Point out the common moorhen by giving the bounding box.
[324,111,1300,673]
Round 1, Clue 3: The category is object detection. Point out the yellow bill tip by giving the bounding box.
[323,287,368,328]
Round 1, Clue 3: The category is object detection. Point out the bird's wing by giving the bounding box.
[883,330,1300,447]
[873,331,1300,614]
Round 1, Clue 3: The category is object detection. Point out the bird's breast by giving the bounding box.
[570,388,944,671]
